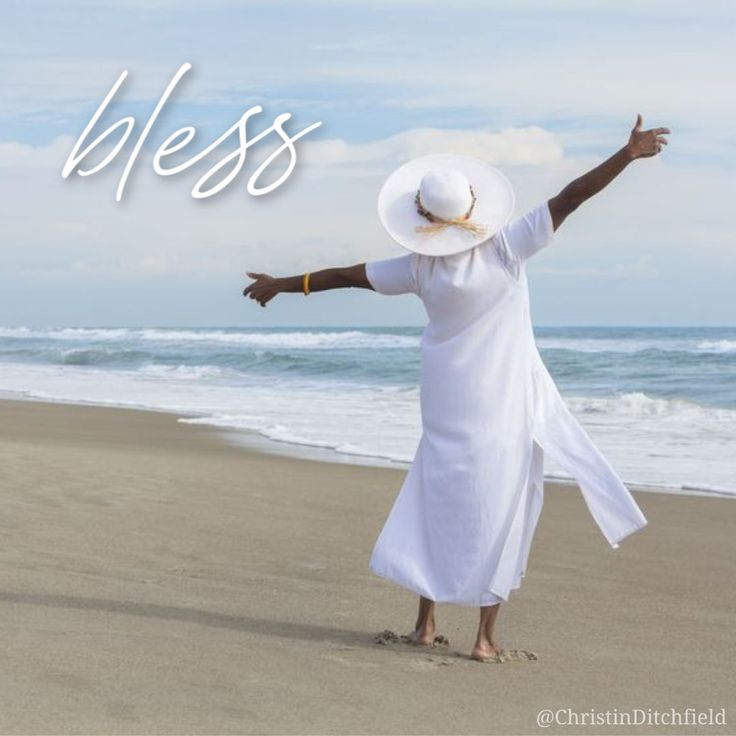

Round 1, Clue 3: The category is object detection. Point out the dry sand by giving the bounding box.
[0,398,733,735]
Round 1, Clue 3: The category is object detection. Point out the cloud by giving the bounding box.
[0,137,76,168]
[5,0,734,158]
[0,124,563,175]
[0,125,564,287]
[0,126,731,280]
[303,125,563,168]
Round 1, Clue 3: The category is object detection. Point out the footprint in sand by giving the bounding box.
[373,629,450,649]
[471,649,539,664]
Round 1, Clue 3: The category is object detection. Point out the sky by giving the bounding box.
[1,0,734,327]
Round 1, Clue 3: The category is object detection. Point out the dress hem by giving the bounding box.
[608,516,649,548]
[368,561,521,607]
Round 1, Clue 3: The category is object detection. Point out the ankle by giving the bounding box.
[416,618,435,632]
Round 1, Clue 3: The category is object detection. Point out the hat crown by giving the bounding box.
[418,169,472,221]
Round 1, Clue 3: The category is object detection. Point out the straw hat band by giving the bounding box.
[414,186,487,238]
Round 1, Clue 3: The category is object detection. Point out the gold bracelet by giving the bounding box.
[303,272,311,295]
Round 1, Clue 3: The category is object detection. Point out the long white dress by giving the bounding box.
[365,200,648,607]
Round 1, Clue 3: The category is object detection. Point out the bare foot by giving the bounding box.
[470,638,503,662]
[402,627,436,646]
[471,641,538,663]
[401,630,450,648]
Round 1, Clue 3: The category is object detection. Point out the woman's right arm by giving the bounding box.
[243,264,371,307]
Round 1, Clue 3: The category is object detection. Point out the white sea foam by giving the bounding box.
[0,326,419,349]
[0,326,132,341]
[696,339,736,354]
[537,336,736,354]
[568,392,736,422]
[136,328,420,349]
[5,326,736,356]
[0,361,733,497]
[536,337,668,353]
[136,364,229,380]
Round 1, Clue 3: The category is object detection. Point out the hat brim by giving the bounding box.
[377,154,515,257]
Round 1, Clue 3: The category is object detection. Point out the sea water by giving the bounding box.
[0,325,734,497]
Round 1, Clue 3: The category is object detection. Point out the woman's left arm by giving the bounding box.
[548,113,670,232]
[243,264,371,307]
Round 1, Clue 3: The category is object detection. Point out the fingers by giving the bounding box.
[633,113,643,131]
[243,270,277,307]
[656,136,668,145]
[243,271,264,296]
[653,127,671,135]
[243,287,275,307]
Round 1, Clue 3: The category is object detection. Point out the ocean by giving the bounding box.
[0,325,734,497]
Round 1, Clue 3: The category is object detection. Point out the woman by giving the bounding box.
[244,114,669,662]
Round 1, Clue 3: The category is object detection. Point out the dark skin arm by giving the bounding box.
[245,114,671,306]
[243,264,371,307]
[548,113,670,231]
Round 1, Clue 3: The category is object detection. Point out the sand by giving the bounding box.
[0,398,734,735]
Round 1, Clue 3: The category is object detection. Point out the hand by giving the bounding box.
[243,271,280,307]
[625,113,670,160]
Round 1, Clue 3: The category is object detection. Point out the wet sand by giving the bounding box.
[0,398,734,734]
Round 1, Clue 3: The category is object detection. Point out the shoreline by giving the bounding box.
[1,396,734,733]
[2,391,732,499]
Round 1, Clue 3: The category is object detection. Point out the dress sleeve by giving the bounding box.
[365,253,420,296]
[498,200,555,263]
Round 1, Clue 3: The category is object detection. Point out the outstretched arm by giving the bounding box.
[548,113,670,231]
[243,264,371,307]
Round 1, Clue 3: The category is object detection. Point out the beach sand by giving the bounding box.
[0,398,733,735]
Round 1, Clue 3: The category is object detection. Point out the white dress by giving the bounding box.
[365,201,648,607]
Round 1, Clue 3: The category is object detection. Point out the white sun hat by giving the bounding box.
[377,154,515,257]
